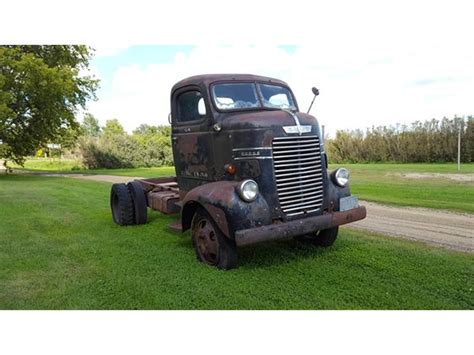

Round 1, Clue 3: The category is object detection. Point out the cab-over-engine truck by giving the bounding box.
[110,74,367,269]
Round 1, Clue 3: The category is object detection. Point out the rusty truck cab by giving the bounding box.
[171,74,365,260]
[111,74,366,269]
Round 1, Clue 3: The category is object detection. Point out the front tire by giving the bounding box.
[191,208,238,270]
[298,227,339,247]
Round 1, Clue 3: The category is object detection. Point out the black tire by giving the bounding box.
[191,207,238,270]
[127,181,148,225]
[110,183,135,226]
[297,227,339,247]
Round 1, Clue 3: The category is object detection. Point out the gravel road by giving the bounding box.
[347,201,473,252]
[40,173,474,252]
[43,173,144,184]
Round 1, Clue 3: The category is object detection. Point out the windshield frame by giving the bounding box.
[210,81,299,113]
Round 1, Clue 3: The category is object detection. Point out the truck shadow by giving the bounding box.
[173,234,343,269]
[237,240,340,268]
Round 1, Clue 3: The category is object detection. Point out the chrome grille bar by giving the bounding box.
[272,135,324,216]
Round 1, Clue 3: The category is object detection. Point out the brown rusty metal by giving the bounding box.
[330,206,367,226]
[138,177,178,192]
[147,191,180,215]
[203,203,230,237]
[192,213,219,265]
[135,177,181,214]
[181,181,239,237]
[234,206,367,247]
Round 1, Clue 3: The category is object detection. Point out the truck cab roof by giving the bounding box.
[171,74,290,93]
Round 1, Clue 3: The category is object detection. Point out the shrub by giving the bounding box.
[325,116,473,163]
[79,124,173,169]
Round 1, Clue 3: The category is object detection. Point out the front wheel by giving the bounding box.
[191,208,238,270]
[298,227,339,247]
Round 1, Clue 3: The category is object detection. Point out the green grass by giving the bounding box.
[11,158,84,171]
[81,166,176,177]
[11,159,474,213]
[332,163,474,213]
[0,174,472,310]
[11,158,175,177]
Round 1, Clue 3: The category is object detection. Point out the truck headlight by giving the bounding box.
[333,168,350,187]
[238,179,259,202]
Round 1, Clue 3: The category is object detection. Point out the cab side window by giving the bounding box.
[176,91,206,123]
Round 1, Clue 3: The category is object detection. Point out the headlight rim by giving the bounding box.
[332,168,350,187]
[237,179,259,202]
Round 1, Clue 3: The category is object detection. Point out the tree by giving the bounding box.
[81,113,101,137]
[133,124,158,135]
[102,119,125,137]
[0,45,98,166]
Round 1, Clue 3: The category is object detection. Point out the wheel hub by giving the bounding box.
[195,219,219,265]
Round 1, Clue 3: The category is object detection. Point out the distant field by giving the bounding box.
[0,174,472,310]
[11,159,474,213]
[335,163,474,213]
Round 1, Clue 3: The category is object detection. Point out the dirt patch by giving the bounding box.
[347,201,474,252]
[390,172,474,182]
[43,173,143,184]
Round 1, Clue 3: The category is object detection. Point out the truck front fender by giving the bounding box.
[323,171,352,212]
[181,181,271,239]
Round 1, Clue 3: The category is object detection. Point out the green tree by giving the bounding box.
[133,124,158,135]
[0,45,98,166]
[81,113,101,137]
[102,119,125,137]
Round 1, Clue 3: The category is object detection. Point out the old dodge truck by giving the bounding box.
[110,74,366,269]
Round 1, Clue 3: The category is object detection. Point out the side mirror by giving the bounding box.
[307,87,319,114]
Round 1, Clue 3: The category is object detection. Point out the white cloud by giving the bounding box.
[86,42,474,136]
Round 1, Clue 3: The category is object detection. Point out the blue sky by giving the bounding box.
[91,46,194,99]
[91,45,298,100]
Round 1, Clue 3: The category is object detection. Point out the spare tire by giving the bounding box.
[127,181,148,225]
[110,183,135,225]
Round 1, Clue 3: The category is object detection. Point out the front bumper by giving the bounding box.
[234,206,367,246]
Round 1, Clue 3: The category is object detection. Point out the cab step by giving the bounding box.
[169,220,183,232]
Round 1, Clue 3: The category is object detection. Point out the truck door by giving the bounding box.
[171,86,215,196]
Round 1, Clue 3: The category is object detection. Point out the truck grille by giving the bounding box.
[272,135,324,217]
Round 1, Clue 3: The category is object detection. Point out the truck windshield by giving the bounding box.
[212,83,297,111]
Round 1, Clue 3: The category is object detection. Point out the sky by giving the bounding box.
[32,0,468,137]
[2,1,472,136]
[86,42,473,136]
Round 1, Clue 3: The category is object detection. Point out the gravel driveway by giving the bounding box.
[347,201,473,252]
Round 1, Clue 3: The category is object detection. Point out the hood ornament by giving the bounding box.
[281,109,311,135]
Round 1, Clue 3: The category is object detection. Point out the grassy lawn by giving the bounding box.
[10,158,84,172]
[11,159,474,213]
[10,158,176,178]
[334,163,474,213]
[0,174,472,310]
